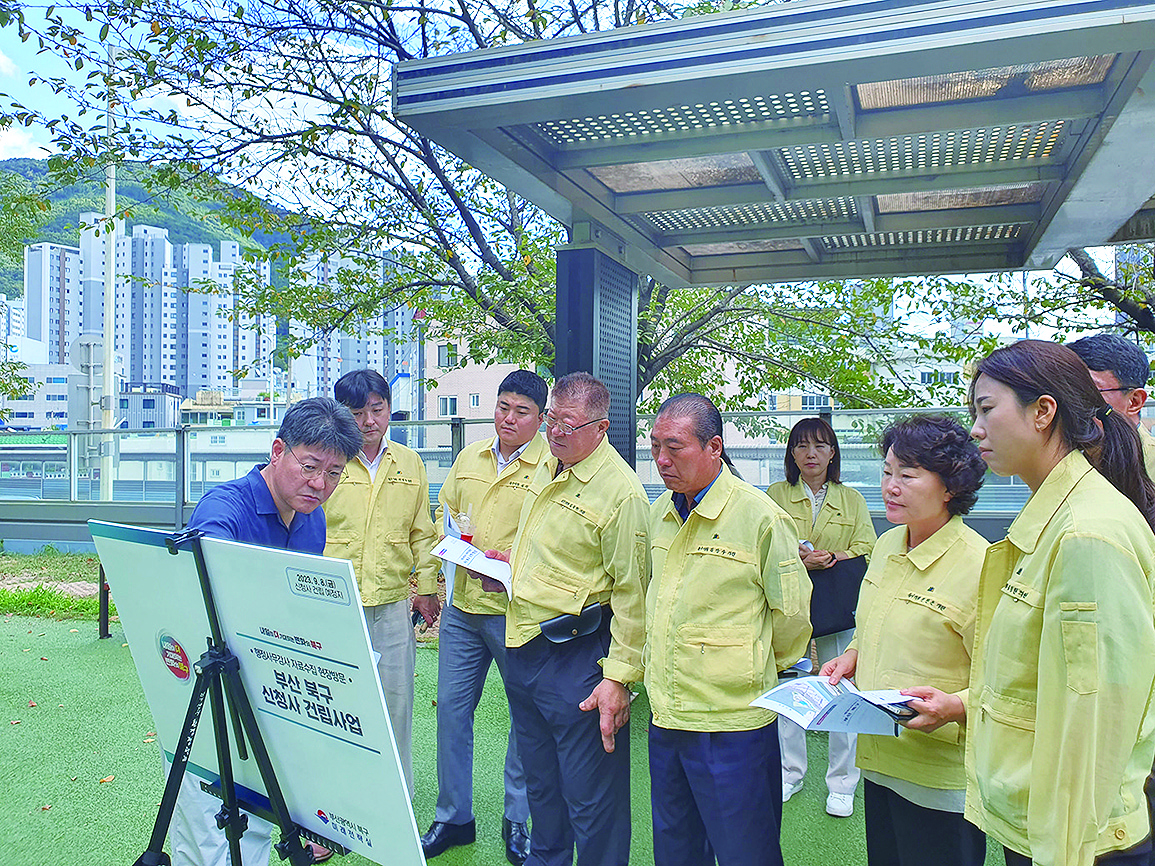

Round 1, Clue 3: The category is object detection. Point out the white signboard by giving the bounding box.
[90,521,423,866]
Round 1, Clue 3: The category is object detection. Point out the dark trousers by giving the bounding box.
[649,721,784,866]
[1004,838,1152,866]
[505,617,630,866]
[863,779,985,866]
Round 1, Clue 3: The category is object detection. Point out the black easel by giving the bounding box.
[133,528,343,866]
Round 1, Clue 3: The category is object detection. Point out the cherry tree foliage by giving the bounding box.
[1,0,1149,410]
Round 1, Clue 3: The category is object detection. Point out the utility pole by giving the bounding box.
[100,42,118,500]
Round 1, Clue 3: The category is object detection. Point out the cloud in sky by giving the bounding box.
[0,126,55,159]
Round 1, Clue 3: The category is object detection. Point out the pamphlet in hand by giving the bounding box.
[750,676,917,736]
[431,536,512,595]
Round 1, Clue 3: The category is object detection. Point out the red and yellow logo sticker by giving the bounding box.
[158,633,192,681]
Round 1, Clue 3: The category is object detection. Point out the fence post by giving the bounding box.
[174,427,187,530]
[98,562,111,640]
[68,431,78,502]
[450,417,465,462]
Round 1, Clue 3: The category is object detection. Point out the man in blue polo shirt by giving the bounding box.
[172,396,362,866]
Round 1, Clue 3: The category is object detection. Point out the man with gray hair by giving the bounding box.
[488,371,650,866]
[175,396,362,866]
[1068,332,1155,476]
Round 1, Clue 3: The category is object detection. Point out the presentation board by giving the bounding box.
[89,521,424,866]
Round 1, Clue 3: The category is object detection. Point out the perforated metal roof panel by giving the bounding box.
[394,0,1155,287]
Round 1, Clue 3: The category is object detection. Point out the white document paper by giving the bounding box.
[430,536,512,595]
[442,512,459,608]
[750,676,914,736]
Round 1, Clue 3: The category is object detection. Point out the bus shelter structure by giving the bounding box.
[394,0,1155,460]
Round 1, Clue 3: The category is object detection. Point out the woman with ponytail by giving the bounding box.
[901,339,1155,866]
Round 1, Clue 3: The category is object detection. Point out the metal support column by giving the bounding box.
[555,246,639,467]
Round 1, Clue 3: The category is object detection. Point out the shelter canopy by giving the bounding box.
[394,0,1155,288]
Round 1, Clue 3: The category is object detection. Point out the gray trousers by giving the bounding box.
[366,600,416,798]
[434,603,529,825]
[166,756,273,866]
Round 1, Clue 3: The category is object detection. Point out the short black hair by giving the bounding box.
[784,417,840,486]
[498,370,548,414]
[879,414,986,516]
[1068,332,1151,390]
[334,369,391,410]
[276,397,362,461]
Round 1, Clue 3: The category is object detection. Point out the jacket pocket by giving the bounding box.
[973,688,1035,829]
[672,623,756,712]
[324,533,358,564]
[1059,602,1098,695]
[526,566,591,616]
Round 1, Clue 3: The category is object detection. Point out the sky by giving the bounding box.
[0,16,105,160]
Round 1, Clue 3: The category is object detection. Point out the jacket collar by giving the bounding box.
[905,514,967,570]
[345,441,397,481]
[489,432,550,469]
[248,464,279,517]
[691,463,735,520]
[658,464,736,523]
[1006,449,1093,555]
[788,480,813,503]
[560,434,614,483]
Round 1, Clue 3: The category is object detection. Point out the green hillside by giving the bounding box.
[0,158,276,300]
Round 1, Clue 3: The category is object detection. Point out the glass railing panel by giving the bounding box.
[0,409,1036,515]
[634,407,1031,514]
[395,423,473,507]
[0,431,70,500]
[67,429,179,503]
[186,426,277,502]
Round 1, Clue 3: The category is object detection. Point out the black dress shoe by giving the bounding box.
[502,818,530,866]
[421,820,476,859]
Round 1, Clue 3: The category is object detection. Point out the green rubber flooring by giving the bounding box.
[0,615,1002,865]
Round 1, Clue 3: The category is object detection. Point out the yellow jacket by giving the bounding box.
[435,434,556,615]
[766,480,876,558]
[323,441,440,605]
[645,466,812,732]
[506,435,650,686]
[965,450,1155,866]
[849,516,985,789]
[1138,423,1155,481]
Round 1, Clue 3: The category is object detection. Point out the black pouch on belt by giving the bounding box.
[539,602,604,644]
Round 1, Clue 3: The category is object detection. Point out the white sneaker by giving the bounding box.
[826,792,854,817]
[782,779,803,803]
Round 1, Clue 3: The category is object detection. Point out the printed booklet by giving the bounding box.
[751,676,917,736]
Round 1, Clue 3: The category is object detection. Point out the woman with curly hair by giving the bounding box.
[822,414,988,866]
